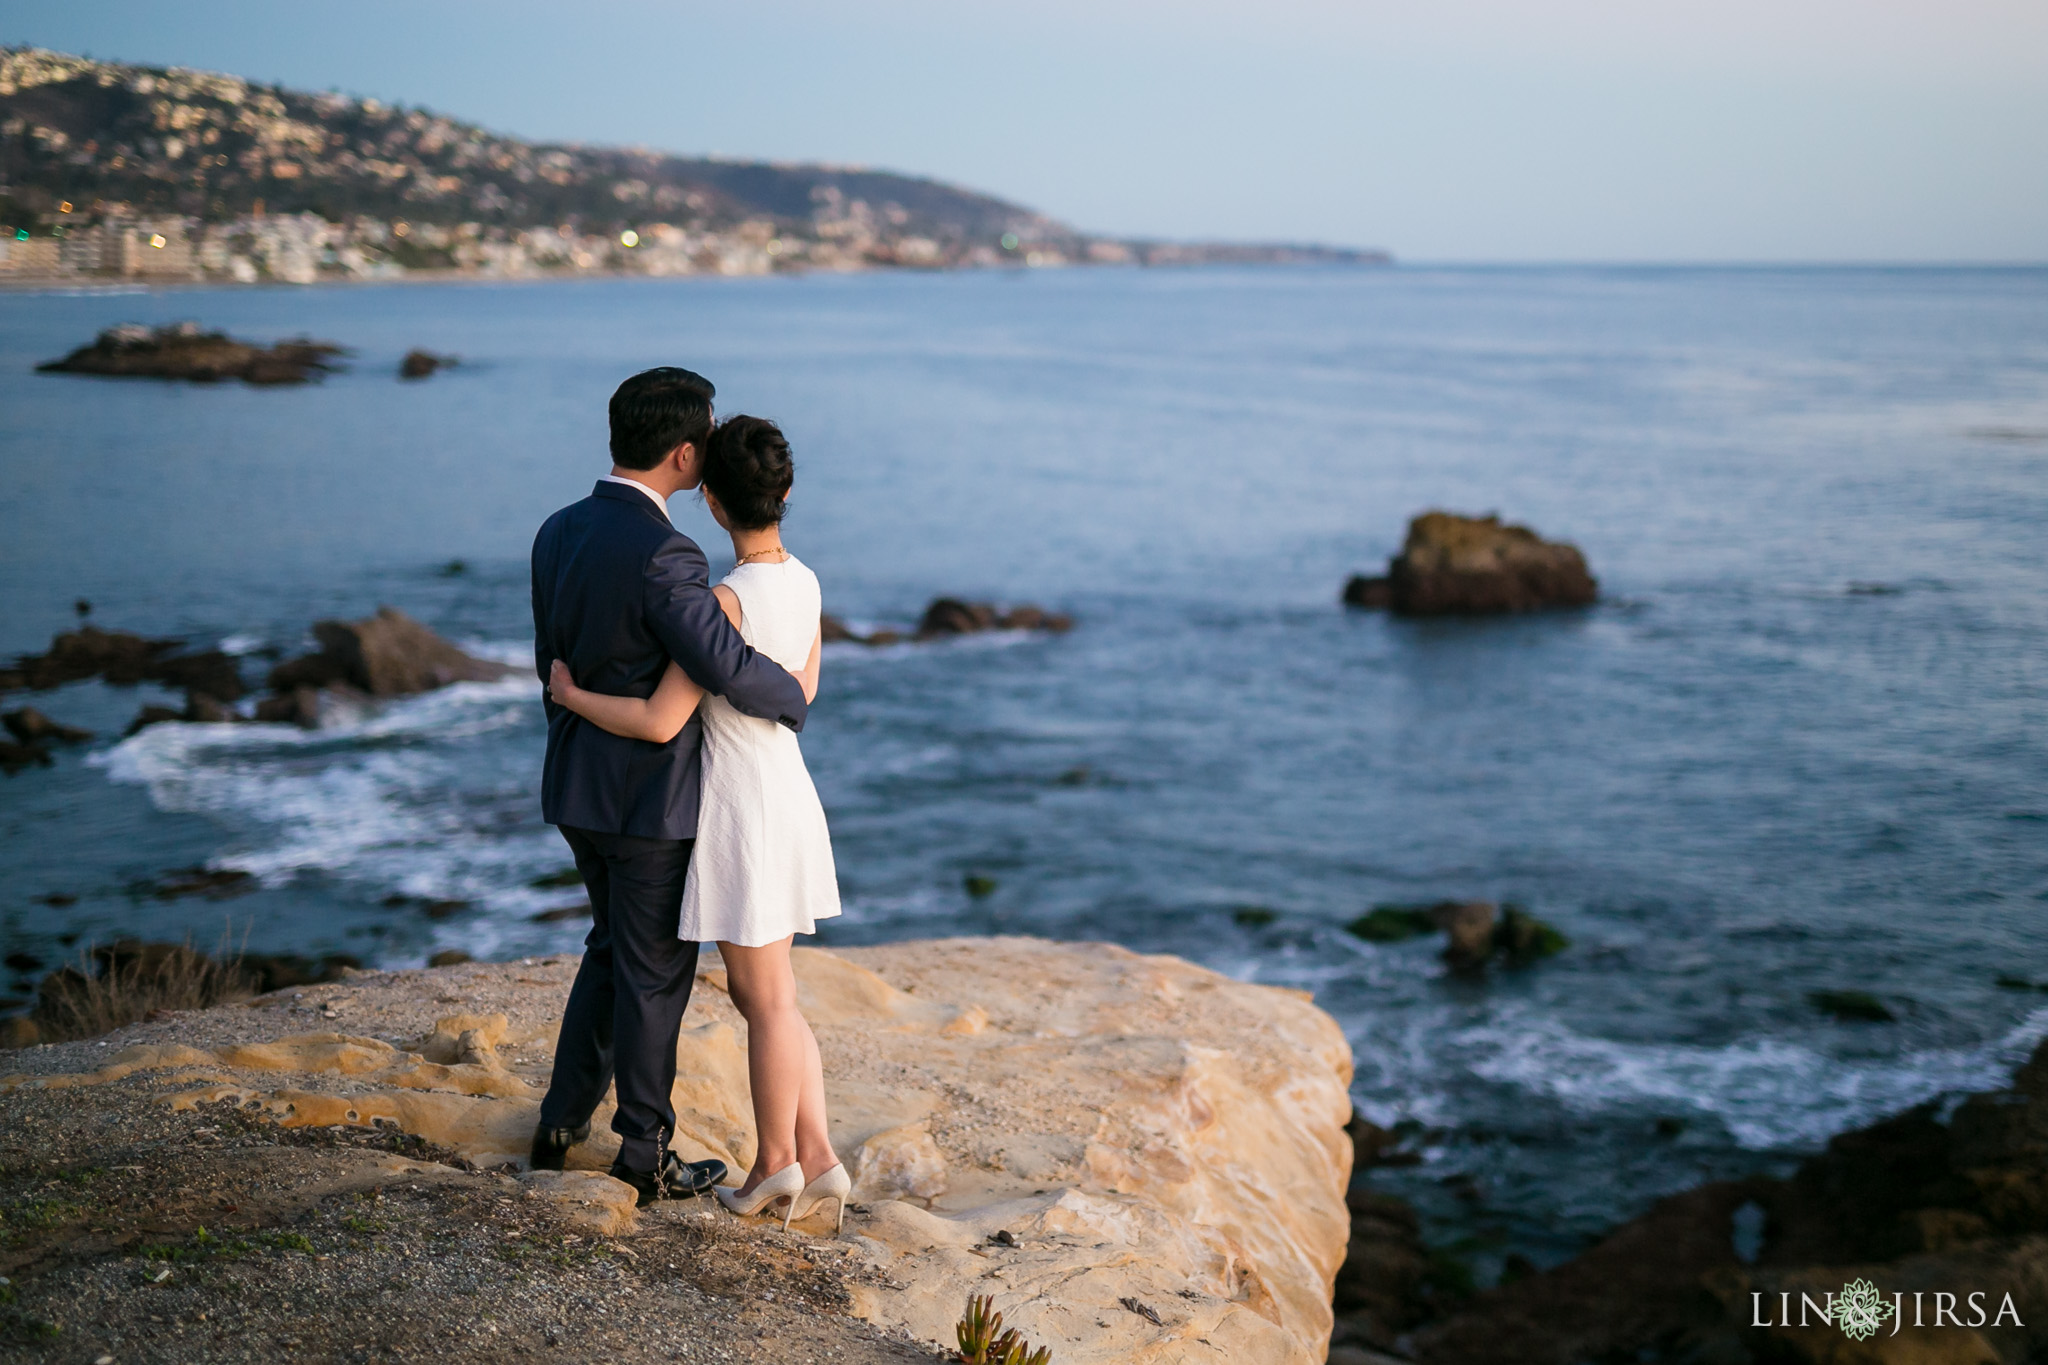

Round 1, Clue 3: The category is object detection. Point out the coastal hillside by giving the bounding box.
[0,47,1384,280]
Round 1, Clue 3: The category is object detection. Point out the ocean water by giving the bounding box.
[2,266,2045,1271]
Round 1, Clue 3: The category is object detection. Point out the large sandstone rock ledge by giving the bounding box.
[1,937,1354,1365]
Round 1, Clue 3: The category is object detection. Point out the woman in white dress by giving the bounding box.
[546,415,848,1230]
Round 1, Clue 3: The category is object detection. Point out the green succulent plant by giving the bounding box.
[956,1296,1053,1364]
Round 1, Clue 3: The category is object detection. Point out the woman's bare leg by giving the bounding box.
[721,937,838,1193]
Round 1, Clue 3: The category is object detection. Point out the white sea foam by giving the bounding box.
[93,665,557,909]
[1448,1003,2048,1149]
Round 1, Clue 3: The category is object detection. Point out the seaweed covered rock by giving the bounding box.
[1345,512,1598,616]
[37,322,344,385]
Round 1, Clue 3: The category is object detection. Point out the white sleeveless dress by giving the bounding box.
[677,556,842,947]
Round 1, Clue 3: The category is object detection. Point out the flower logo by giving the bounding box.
[1835,1278,1896,1340]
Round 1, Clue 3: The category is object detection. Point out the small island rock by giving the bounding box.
[37,322,344,385]
[1344,512,1598,616]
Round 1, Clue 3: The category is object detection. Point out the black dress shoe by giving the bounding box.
[609,1152,728,1207]
[530,1121,591,1172]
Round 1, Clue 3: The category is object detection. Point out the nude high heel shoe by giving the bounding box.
[714,1162,804,1221]
[788,1162,851,1233]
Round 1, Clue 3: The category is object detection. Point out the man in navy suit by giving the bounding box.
[528,366,809,1203]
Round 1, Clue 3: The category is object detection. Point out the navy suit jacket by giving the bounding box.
[533,480,808,839]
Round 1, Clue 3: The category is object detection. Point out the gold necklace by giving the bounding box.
[733,545,788,566]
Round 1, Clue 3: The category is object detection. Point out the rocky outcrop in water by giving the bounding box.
[821,600,1074,646]
[269,606,513,698]
[399,349,456,380]
[36,322,345,385]
[1345,900,1568,970]
[1344,512,1598,616]
[0,625,243,698]
[1406,1036,2048,1364]
[0,937,1355,1364]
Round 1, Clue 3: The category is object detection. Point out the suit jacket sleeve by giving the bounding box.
[643,536,809,732]
[531,523,557,710]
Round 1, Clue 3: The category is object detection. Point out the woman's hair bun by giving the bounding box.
[702,415,793,530]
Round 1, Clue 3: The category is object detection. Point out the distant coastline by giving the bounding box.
[0,47,1389,288]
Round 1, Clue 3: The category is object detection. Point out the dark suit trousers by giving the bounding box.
[538,826,700,1172]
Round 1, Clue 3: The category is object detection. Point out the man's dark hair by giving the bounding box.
[703,416,794,530]
[608,367,716,471]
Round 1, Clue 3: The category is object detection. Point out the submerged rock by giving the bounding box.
[1343,512,1598,616]
[399,348,456,379]
[0,739,53,774]
[916,598,1074,640]
[36,322,345,385]
[3,708,92,745]
[1808,988,1896,1022]
[1345,900,1568,971]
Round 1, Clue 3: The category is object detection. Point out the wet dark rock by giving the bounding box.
[253,685,326,727]
[3,708,93,744]
[1495,905,1569,963]
[1054,766,1092,786]
[36,322,345,385]
[0,739,53,773]
[399,349,456,379]
[916,598,1074,640]
[529,869,585,889]
[182,690,240,724]
[530,903,590,923]
[144,866,256,901]
[1345,1110,1420,1170]
[267,606,512,698]
[1809,988,1896,1023]
[3,625,244,701]
[1232,906,1278,927]
[818,613,906,647]
[1345,905,1440,943]
[4,952,41,973]
[964,875,999,898]
[437,558,468,577]
[35,892,76,908]
[1347,900,1568,971]
[1344,512,1598,616]
[427,950,473,967]
[124,704,184,736]
[1431,901,1499,969]
[1404,1037,2048,1365]
[420,899,471,920]
[1341,576,1393,609]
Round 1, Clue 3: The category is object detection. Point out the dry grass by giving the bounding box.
[30,934,254,1043]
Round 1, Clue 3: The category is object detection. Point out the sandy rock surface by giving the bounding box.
[1,936,1354,1364]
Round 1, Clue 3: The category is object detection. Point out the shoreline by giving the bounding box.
[0,255,1391,296]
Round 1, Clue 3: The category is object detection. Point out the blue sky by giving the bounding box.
[5,0,2044,261]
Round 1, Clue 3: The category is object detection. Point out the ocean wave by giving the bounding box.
[92,669,554,908]
[1451,1003,2048,1150]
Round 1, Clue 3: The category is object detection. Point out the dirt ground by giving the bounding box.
[0,1074,951,1364]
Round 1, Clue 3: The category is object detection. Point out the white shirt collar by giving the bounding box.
[598,473,671,517]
